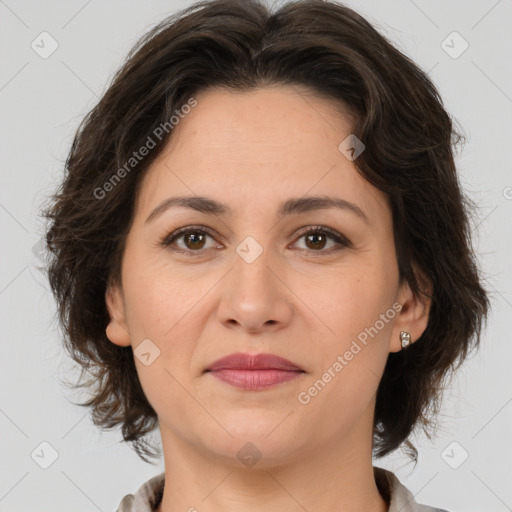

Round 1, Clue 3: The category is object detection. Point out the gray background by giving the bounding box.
[1,0,511,511]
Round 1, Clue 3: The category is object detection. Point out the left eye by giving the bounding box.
[160,226,350,255]
[293,227,350,253]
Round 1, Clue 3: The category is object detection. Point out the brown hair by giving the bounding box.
[42,0,490,464]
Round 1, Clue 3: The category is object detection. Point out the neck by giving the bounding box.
[155,416,388,512]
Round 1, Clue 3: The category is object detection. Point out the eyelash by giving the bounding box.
[159,225,351,256]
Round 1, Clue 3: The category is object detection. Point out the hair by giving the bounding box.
[42,0,490,464]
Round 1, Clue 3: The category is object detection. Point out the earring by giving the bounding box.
[400,331,411,349]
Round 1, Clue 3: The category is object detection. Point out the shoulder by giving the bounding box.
[374,466,451,512]
[116,472,165,512]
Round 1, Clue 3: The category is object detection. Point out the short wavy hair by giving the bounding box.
[42,0,490,464]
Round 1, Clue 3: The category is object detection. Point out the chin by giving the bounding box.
[201,416,308,467]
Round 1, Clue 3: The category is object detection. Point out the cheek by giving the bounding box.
[307,262,394,340]
[121,251,212,381]
[122,249,200,341]
[125,276,204,431]
[300,265,395,403]
[133,359,205,450]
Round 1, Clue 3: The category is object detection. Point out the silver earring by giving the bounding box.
[400,331,411,349]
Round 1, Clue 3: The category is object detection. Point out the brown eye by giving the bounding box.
[292,226,351,254]
[305,232,328,251]
[181,231,207,250]
[161,226,219,254]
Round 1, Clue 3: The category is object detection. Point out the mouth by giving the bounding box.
[206,368,304,389]
[204,352,305,390]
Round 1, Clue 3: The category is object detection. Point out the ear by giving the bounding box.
[389,269,432,353]
[105,281,131,347]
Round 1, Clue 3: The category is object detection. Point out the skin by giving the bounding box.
[105,85,431,512]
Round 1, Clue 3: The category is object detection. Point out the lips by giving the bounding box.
[205,352,305,390]
[205,352,303,372]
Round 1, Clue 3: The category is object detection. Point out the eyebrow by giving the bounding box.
[145,195,370,225]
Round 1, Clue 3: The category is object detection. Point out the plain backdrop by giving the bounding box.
[1,1,511,511]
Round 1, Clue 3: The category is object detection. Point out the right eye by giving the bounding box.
[160,226,222,255]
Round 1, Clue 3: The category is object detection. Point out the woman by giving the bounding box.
[42,0,489,511]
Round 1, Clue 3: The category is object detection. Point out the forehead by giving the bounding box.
[135,85,390,226]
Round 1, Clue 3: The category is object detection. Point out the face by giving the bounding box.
[105,85,430,467]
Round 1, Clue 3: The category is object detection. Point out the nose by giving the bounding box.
[216,243,293,334]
